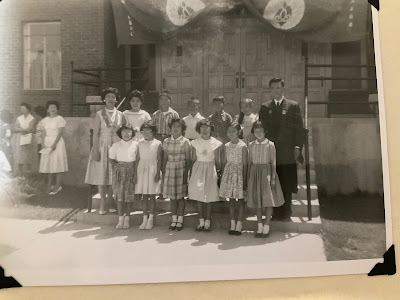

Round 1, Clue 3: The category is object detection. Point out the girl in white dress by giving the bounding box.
[188,119,223,232]
[39,101,68,194]
[135,120,162,230]
[235,98,258,145]
[122,90,152,143]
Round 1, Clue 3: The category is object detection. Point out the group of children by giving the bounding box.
[92,88,285,238]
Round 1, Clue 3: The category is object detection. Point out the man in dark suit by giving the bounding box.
[259,78,304,220]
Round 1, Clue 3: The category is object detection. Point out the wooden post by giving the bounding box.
[303,42,312,221]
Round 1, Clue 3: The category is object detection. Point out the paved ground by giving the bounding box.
[0,217,326,286]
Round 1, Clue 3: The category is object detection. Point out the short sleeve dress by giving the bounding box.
[162,135,191,199]
[247,139,284,208]
[14,114,37,165]
[219,140,247,199]
[188,137,222,203]
[85,108,125,185]
[123,110,152,142]
[39,116,68,173]
[135,139,162,195]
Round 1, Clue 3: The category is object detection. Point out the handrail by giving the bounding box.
[87,128,94,213]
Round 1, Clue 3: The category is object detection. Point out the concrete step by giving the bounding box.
[91,194,319,217]
[292,199,320,218]
[295,184,318,199]
[74,210,321,234]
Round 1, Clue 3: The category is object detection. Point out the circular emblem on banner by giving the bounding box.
[263,0,305,30]
[166,0,206,26]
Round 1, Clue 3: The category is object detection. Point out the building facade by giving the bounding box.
[0,0,376,118]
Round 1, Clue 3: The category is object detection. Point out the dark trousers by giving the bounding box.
[274,164,295,218]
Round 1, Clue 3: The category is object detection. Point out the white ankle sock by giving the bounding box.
[177,216,183,223]
[199,218,205,227]
[116,216,124,229]
[205,219,211,228]
[230,220,236,231]
[139,215,148,229]
[263,224,270,234]
[257,223,263,233]
[236,221,242,231]
[172,215,177,224]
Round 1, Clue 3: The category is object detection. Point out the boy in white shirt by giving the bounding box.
[183,97,204,141]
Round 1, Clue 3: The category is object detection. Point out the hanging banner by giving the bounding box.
[111,0,370,45]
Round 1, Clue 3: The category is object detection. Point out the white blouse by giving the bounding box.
[109,140,138,162]
[191,137,222,162]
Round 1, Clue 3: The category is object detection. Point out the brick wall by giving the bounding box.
[0,0,112,118]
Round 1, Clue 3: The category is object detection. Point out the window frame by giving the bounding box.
[23,21,62,91]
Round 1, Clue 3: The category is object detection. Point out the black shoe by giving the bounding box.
[204,226,211,232]
[228,230,235,235]
[262,233,269,238]
[196,225,204,232]
[169,223,176,231]
[255,232,262,238]
[234,230,242,236]
[175,222,184,231]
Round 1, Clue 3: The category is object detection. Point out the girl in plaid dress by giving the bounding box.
[162,118,191,231]
[109,125,138,229]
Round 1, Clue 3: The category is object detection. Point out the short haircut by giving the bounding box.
[140,120,157,134]
[0,110,13,124]
[187,97,200,105]
[34,106,47,118]
[116,124,135,140]
[127,89,144,102]
[212,96,225,104]
[251,120,267,134]
[269,78,285,87]
[195,119,214,134]
[158,91,172,100]
[20,102,32,112]
[46,100,60,110]
[168,117,186,133]
[101,87,120,102]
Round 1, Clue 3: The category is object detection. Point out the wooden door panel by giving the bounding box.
[240,27,280,115]
[203,29,241,117]
[160,37,202,116]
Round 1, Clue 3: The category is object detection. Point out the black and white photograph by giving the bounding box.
[0,0,392,286]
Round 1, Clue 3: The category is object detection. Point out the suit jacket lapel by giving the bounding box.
[278,98,289,141]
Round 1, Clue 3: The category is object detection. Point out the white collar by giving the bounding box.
[125,109,143,114]
[171,135,183,141]
[187,113,201,119]
[255,139,269,145]
[274,96,284,105]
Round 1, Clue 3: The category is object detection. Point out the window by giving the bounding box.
[23,22,61,90]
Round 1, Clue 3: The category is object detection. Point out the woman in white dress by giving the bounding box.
[39,101,68,194]
[122,90,152,143]
[14,103,37,176]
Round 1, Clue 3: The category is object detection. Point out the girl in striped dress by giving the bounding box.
[247,121,284,238]
[162,118,191,231]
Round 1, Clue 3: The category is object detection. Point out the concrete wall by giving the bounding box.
[311,118,383,195]
[62,117,93,187]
